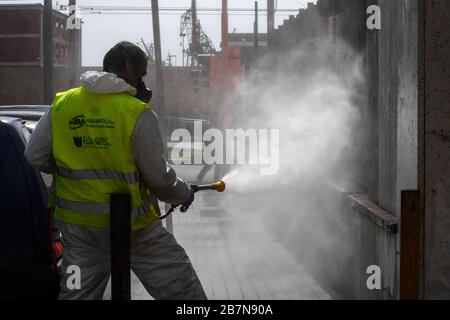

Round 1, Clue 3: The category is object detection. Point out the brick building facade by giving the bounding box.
[0,4,81,105]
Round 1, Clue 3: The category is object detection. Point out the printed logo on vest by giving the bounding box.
[69,115,86,130]
[72,136,113,149]
[73,136,83,147]
[85,118,116,129]
[69,115,116,130]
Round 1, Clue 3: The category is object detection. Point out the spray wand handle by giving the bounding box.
[159,181,225,220]
[191,181,226,193]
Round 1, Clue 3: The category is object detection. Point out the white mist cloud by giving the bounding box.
[223,40,363,193]
[219,39,364,291]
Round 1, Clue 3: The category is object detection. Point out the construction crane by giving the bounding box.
[139,39,156,65]
[179,5,215,67]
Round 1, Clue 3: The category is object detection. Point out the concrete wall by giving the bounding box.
[373,0,420,299]
[80,65,216,122]
[267,0,396,299]
[377,0,419,219]
[367,0,450,299]
[266,0,450,299]
[146,66,216,121]
[0,66,68,105]
[420,0,450,299]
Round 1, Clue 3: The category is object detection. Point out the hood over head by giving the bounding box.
[80,71,137,95]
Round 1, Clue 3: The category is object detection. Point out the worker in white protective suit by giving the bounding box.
[25,41,207,300]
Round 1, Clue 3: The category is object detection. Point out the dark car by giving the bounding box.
[0,106,61,300]
[0,105,50,121]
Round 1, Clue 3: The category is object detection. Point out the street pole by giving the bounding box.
[43,0,54,104]
[191,0,198,66]
[151,0,166,121]
[68,0,80,88]
[221,0,228,88]
[267,0,275,48]
[219,0,230,179]
[182,35,185,67]
[151,0,172,233]
[254,1,259,60]
[221,0,228,50]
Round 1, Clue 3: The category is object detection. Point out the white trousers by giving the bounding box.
[57,219,207,300]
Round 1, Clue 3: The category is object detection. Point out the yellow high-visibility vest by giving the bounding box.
[51,87,160,231]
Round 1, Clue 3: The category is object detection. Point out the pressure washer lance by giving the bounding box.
[159,181,226,220]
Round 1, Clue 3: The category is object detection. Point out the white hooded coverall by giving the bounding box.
[24,71,207,300]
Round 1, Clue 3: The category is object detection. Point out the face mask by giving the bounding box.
[135,80,152,103]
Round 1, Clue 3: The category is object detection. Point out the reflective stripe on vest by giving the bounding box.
[56,196,156,217]
[57,166,140,184]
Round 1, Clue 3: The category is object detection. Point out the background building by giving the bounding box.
[0,4,81,105]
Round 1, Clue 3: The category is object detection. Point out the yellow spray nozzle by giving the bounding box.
[211,180,226,192]
[193,180,226,193]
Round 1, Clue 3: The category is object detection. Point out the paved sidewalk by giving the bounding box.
[104,191,331,300]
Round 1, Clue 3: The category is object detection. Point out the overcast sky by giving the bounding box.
[2,0,317,66]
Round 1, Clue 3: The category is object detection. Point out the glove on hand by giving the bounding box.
[180,186,195,213]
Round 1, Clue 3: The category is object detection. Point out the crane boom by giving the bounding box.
[179,9,215,67]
